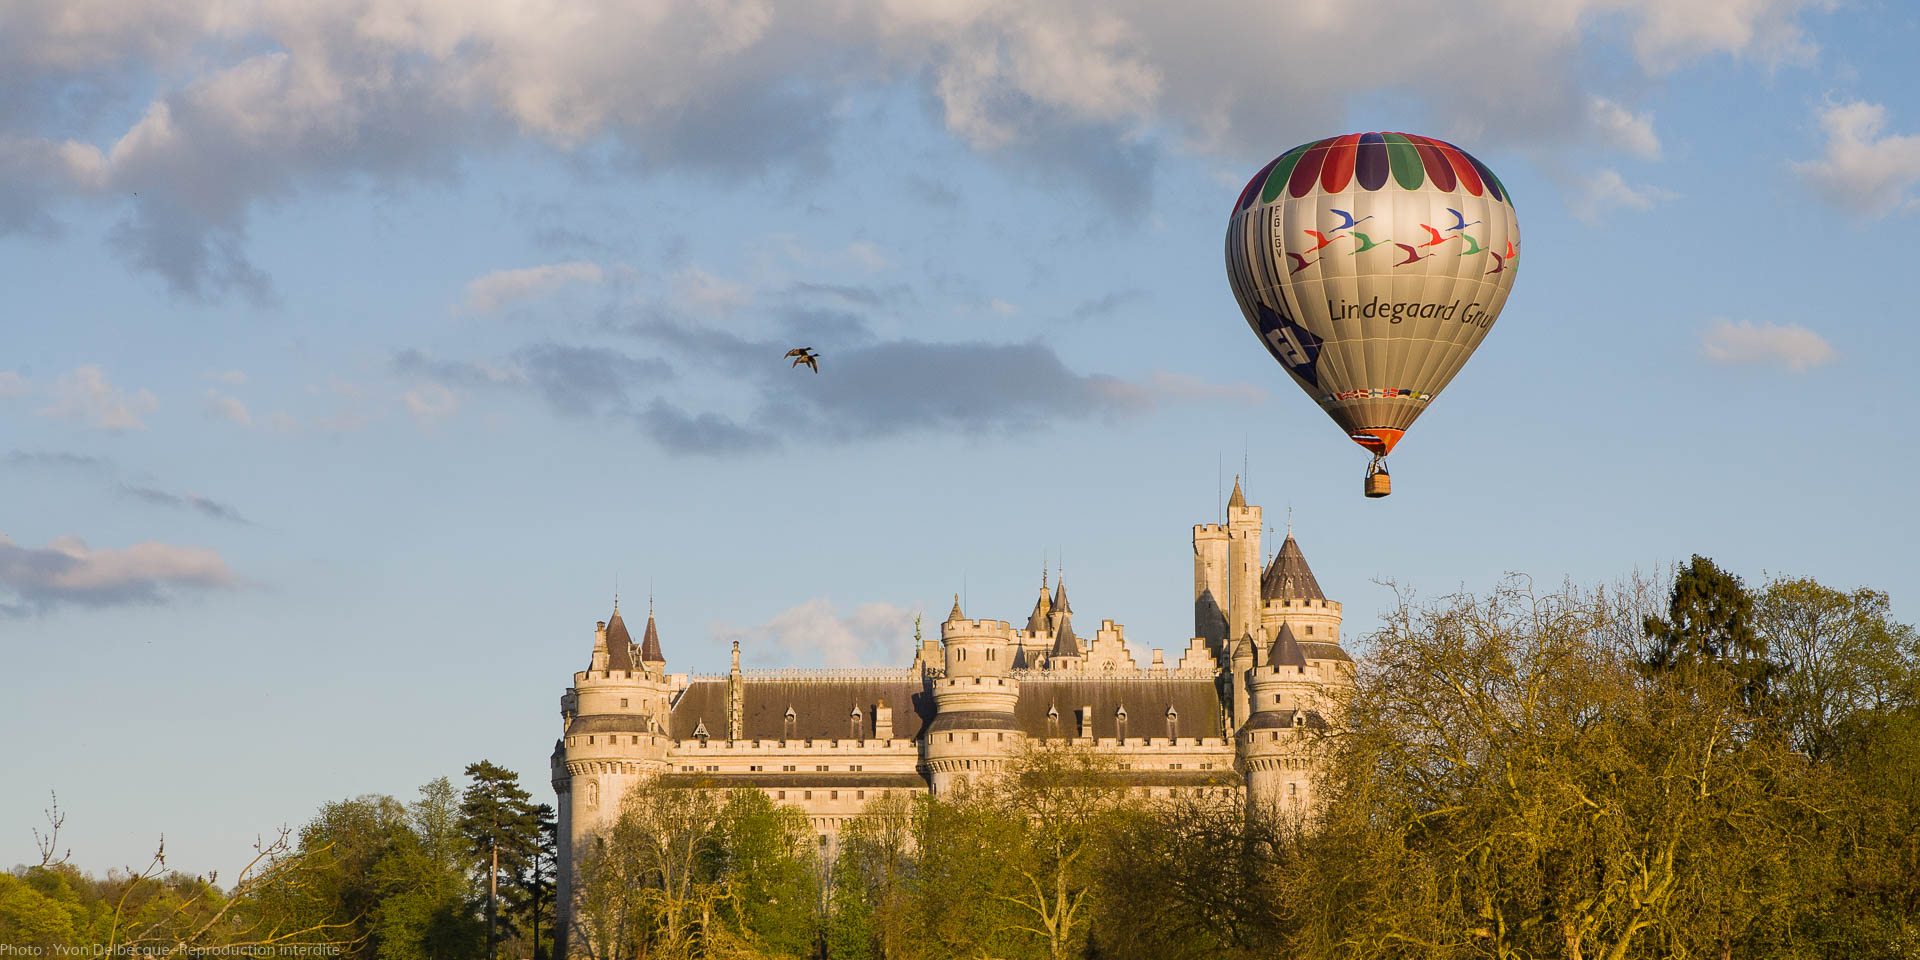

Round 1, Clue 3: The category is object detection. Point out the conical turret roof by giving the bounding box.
[1228,476,1245,509]
[1269,622,1307,667]
[948,594,965,622]
[1050,614,1082,659]
[605,605,636,671]
[639,610,665,665]
[1261,534,1325,601]
[1027,569,1052,632]
[1052,579,1072,615]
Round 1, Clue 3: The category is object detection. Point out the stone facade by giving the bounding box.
[549,480,1352,954]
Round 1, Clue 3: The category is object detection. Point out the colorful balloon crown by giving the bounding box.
[1234,133,1512,213]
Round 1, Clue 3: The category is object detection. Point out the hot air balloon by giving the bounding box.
[1225,132,1520,498]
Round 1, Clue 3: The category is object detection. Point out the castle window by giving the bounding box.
[996,733,1004,742]
[857,790,865,800]
[830,790,838,800]
[804,791,813,800]
[1169,763,1182,770]
[783,765,796,772]
[1305,625,1313,635]
[682,766,693,772]
[588,736,594,744]
[750,765,763,772]
[706,765,718,772]
[619,698,628,708]
[947,733,953,742]
[778,790,786,799]
[850,765,862,772]
[971,732,980,742]
[1288,782,1298,797]
[1201,763,1212,770]
[818,765,829,771]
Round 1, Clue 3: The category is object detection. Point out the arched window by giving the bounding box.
[587,780,600,811]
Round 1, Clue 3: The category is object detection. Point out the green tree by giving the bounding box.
[1643,555,1773,705]
[459,761,542,959]
[710,788,818,956]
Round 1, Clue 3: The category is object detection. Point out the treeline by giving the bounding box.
[7,559,1918,959]
[1,761,558,959]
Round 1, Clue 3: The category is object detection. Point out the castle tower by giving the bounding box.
[923,597,1022,794]
[552,603,674,960]
[1242,623,1335,818]
[1225,478,1262,648]
[1258,532,1343,649]
[1193,500,1231,656]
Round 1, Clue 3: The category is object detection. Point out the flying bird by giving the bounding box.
[1393,243,1433,267]
[1301,229,1340,252]
[1457,234,1484,256]
[1286,252,1318,274]
[1445,208,1481,231]
[1416,224,1452,248]
[1485,252,1505,275]
[1505,239,1518,259]
[785,347,820,373]
[1328,208,1372,231]
[1348,231,1387,254]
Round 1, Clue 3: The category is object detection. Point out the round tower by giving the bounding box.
[924,597,1022,795]
[553,603,674,959]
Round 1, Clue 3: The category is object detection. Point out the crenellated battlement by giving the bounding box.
[1193,523,1230,537]
[940,618,1014,640]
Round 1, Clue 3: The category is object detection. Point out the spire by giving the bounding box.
[1228,475,1246,509]
[948,594,965,622]
[1269,622,1308,667]
[1261,533,1326,601]
[1052,578,1072,616]
[1050,613,1082,659]
[1026,568,1053,633]
[639,608,665,666]
[604,605,636,671]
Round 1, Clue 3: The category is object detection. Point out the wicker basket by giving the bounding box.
[1364,471,1392,498]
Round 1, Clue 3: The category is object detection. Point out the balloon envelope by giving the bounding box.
[1224,132,1520,457]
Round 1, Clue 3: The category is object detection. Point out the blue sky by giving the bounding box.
[3,0,1918,875]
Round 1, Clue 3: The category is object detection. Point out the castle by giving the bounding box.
[549,480,1353,953]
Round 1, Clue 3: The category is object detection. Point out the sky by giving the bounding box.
[3,0,1919,877]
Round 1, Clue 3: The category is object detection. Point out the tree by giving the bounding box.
[459,761,542,959]
[709,789,818,956]
[1643,555,1773,706]
[1756,577,1917,761]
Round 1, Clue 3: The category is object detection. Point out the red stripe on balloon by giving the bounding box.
[1435,141,1483,196]
[1319,133,1362,193]
[1407,135,1456,192]
[1287,138,1333,198]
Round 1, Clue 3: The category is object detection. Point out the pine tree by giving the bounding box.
[457,761,541,960]
[1644,554,1775,707]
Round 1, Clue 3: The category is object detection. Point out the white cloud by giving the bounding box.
[987,297,1017,316]
[402,382,459,426]
[1590,96,1661,159]
[0,0,1834,293]
[711,598,917,668]
[35,365,157,432]
[0,533,236,616]
[203,388,252,425]
[1795,100,1920,216]
[1148,371,1266,406]
[846,241,889,270]
[1568,168,1675,222]
[0,371,28,398]
[1700,318,1836,372]
[463,261,604,313]
[206,369,247,385]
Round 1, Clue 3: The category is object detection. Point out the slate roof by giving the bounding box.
[1013,678,1224,740]
[1269,622,1308,668]
[669,678,935,741]
[604,608,635,671]
[1050,615,1082,659]
[639,613,665,664]
[1261,534,1325,601]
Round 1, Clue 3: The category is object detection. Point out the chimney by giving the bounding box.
[873,699,894,741]
[1079,705,1094,739]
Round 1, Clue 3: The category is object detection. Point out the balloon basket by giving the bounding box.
[1363,459,1391,498]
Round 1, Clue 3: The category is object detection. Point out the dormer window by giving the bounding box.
[1166,705,1179,741]
[784,706,797,741]
[850,705,864,740]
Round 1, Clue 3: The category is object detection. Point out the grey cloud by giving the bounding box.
[635,400,777,455]
[5,449,251,525]
[514,343,675,418]
[0,534,236,617]
[1067,289,1148,323]
[119,485,250,525]
[4,1,1834,297]
[787,281,915,310]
